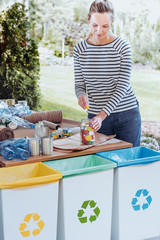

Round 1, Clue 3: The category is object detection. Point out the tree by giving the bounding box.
[0,2,41,109]
[123,16,131,42]
[116,24,121,37]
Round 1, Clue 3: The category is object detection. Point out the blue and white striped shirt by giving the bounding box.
[73,37,138,116]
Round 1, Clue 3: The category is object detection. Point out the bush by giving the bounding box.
[141,135,160,151]
[0,3,41,110]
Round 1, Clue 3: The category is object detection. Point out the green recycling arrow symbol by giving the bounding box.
[77,200,100,224]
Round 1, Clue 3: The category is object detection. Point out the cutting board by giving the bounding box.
[53,133,116,151]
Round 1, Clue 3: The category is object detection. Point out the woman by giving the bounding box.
[73,0,141,147]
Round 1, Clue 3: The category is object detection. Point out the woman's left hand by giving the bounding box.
[92,111,108,132]
[92,116,103,132]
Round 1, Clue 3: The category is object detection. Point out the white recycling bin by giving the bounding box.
[44,154,116,240]
[96,147,160,240]
[0,162,62,240]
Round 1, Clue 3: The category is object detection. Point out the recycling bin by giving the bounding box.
[44,154,116,240]
[0,162,62,240]
[96,147,160,240]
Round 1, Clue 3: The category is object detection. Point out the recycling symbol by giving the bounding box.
[131,189,152,211]
[77,200,100,223]
[19,213,45,237]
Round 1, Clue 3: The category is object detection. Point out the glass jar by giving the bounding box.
[80,119,95,145]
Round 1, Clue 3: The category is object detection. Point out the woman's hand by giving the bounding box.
[78,96,89,110]
[92,111,107,132]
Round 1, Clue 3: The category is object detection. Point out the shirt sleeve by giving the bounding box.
[73,45,87,99]
[102,41,132,116]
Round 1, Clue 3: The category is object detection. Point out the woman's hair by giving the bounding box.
[88,0,114,21]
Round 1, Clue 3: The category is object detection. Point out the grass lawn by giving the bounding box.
[40,65,160,122]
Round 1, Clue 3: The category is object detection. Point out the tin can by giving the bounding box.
[42,136,53,155]
[7,99,15,106]
[28,137,40,156]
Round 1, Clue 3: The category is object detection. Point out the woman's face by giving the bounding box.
[89,12,112,41]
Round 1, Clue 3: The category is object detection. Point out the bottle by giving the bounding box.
[13,138,29,150]
[15,147,30,160]
[80,119,95,145]
[7,121,18,130]
[17,100,27,106]
[11,116,35,129]
[1,147,15,160]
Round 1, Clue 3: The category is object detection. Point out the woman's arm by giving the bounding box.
[102,41,132,116]
[73,45,87,107]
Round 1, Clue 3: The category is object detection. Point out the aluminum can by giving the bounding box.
[28,137,40,156]
[42,136,53,155]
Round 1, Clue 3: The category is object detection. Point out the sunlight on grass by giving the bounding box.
[41,99,87,121]
[40,65,160,121]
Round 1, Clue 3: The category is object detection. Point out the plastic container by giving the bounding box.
[80,119,95,145]
[17,100,27,106]
[44,154,116,240]
[0,162,62,240]
[96,147,160,240]
[15,147,30,160]
[7,121,18,130]
[1,147,15,160]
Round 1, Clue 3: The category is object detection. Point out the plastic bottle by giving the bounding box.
[1,147,15,160]
[0,101,8,109]
[0,103,34,128]
[13,138,29,151]
[15,147,30,160]
[7,121,18,130]
[11,116,35,129]
[8,103,31,117]
[18,100,27,106]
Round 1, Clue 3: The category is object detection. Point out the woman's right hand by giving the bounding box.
[78,96,89,110]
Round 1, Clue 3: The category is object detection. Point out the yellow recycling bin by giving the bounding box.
[0,162,62,240]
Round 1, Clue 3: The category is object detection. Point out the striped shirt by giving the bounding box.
[73,37,138,116]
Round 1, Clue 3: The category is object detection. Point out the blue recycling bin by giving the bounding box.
[96,147,160,240]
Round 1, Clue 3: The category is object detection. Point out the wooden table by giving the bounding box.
[0,119,132,167]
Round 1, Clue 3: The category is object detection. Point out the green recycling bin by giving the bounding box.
[0,162,62,240]
[44,154,116,240]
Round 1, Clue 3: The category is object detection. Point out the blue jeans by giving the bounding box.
[88,108,141,147]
